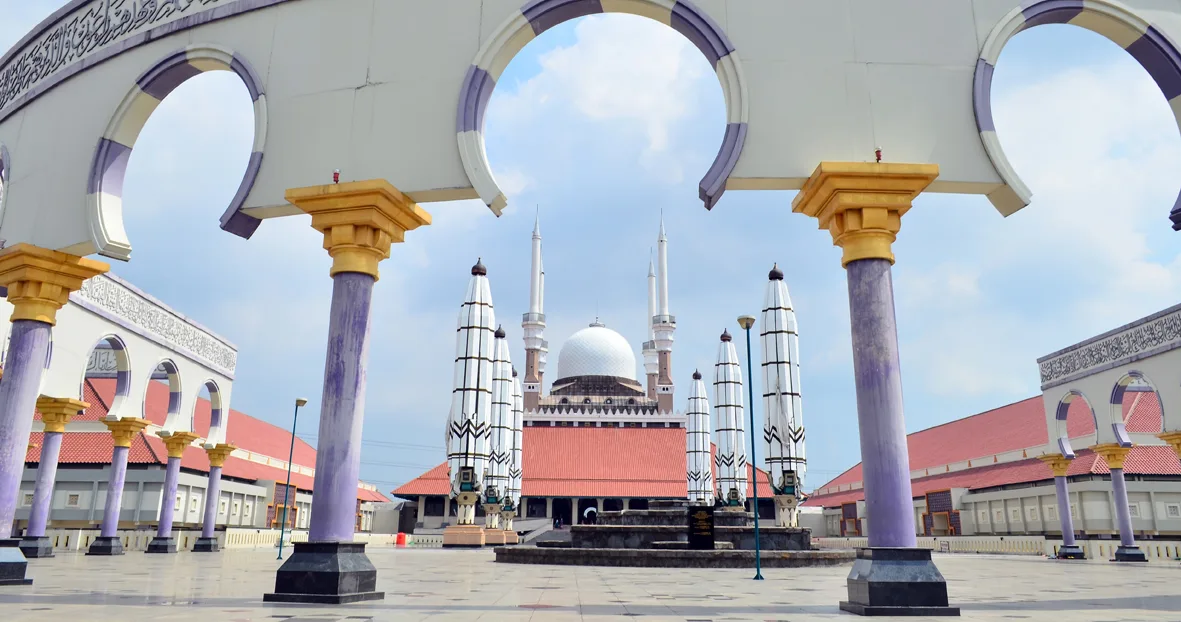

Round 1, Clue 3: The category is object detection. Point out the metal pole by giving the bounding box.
[277,399,303,559]
[741,322,764,580]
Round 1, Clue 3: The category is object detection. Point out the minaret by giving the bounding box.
[522,216,547,410]
[642,252,658,400]
[503,368,524,542]
[714,329,748,507]
[652,218,676,412]
[686,370,714,506]
[761,263,805,527]
[444,259,496,545]
[483,326,513,537]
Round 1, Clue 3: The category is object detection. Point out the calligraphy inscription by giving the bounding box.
[1039,309,1181,386]
[0,0,227,112]
[75,274,237,377]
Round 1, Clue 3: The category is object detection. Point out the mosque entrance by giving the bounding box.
[551,498,572,528]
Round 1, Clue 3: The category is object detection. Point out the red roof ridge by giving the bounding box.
[907,395,1041,437]
[86,377,111,413]
[138,431,163,463]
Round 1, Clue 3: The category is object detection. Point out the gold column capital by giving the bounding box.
[1158,431,1181,459]
[102,417,150,448]
[1091,443,1133,470]
[1037,454,1072,478]
[285,179,432,280]
[0,243,109,325]
[205,443,237,468]
[36,396,89,433]
[791,162,939,267]
[159,431,201,459]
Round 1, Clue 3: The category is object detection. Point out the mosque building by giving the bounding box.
[395,220,782,529]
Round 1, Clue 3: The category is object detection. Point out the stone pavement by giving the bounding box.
[0,547,1178,621]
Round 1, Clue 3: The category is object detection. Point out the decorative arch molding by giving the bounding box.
[87,44,268,261]
[975,0,1181,228]
[457,0,748,215]
[1054,389,1096,458]
[83,335,132,419]
[151,358,185,431]
[0,142,9,217]
[1110,370,1158,445]
[202,378,228,447]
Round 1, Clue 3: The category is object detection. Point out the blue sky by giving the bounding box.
[3,5,1180,494]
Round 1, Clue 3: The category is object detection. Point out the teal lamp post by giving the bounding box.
[277,397,307,560]
[738,314,764,581]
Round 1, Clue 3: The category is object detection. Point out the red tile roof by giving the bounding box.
[393,426,774,499]
[1124,390,1163,434]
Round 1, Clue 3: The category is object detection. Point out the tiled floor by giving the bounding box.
[1,548,1179,620]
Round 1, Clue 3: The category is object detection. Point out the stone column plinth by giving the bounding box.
[0,244,107,585]
[147,431,200,553]
[87,417,150,555]
[265,179,429,605]
[194,443,235,552]
[1037,455,1085,559]
[793,162,956,617]
[20,397,88,558]
[1092,444,1147,562]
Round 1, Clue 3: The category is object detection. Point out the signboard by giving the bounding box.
[687,505,715,550]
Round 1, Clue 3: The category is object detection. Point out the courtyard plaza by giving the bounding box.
[0,549,1176,621]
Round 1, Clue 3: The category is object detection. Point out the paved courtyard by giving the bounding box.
[0,548,1178,621]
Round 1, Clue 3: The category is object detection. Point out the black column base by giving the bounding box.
[263,541,384,604]
[838,547,960,617]
[1113,545,1149,562]
[18,536,54,559]
[1056,544,1086,559]
[145,537,178,554]
[86,536,125,556]
[0,539,33,586]
[192,537,220,552]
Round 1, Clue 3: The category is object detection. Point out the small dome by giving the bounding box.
[769,263,784,280]
[494,325,506,339]
[471,258,487,276]
[512,367,518,378]
[720,329,732,342]
[692,369,702,380]
[556,324,637,381]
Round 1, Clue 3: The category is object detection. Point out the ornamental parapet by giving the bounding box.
[1037,303,1181,390]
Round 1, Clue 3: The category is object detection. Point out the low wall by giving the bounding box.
[813,535,1181,562]
[36,528,404,552]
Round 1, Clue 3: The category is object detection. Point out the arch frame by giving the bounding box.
[1052,389,1097,458]
[148,357,185,432]
[86,43,268,261]
[0,142,8,222]
[974,0,1181,226]
[80,334,133,420]
[456,0,749,215]
[200,378,230,448]
[1109,369,1164,442]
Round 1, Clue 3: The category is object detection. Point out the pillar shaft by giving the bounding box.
[1053,475,1077,546]
[0,321,51,538]
[157,457,182,537]
[100,446,130,537]
[847,258,915,548]
[25,431,64,537]
[202,466,222,539]
[308,271,374,542]
[1110,467,1135,547]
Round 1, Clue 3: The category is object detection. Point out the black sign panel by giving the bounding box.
[687,505,715,550]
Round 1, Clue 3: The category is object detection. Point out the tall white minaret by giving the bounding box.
[761,263,805,527]
[502,368,525,539]
[686,370,714,505]
[714,329,748,506]
[642,251,658,400]
[652,218,676,413]
[522,216,546,410]
[446,259,496,532]
[483,326,513,532]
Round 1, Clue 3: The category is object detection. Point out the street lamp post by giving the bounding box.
[737,315,764,581]
[277,397,308,560]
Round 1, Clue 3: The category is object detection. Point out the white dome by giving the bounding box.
[556,323,637,381]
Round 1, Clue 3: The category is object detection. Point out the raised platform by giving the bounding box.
[442,524,485,548]
[569,524,810,550]
[495,546,854,568]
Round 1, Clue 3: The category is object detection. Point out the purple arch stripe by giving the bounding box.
[457,65,496,134]
[1021,0,1084,29]
[138,52,202,100]
[1127,27,1181,101]
[1058,437,1075,459]
[88,138,132,197]
[522,0,603,36]
[671,0,735,69]
[168,389,181,414]
[1113,422,1132,446]
[203,380,223,429]
[973,59,995,133]
[218,150,264,239]
[230,53,264,101]
[1055,398,1072,421]
[699,122,746,210]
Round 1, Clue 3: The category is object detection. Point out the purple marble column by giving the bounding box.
[0,320,52,539]
[24,431,64,538]
[308,272,373,543]
[1053,475,1077,547]
[1110,468,1136,548]
[156,457,181,537]
[202,466,222,539]
[100,446,130,537]
[846,258,917,549]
